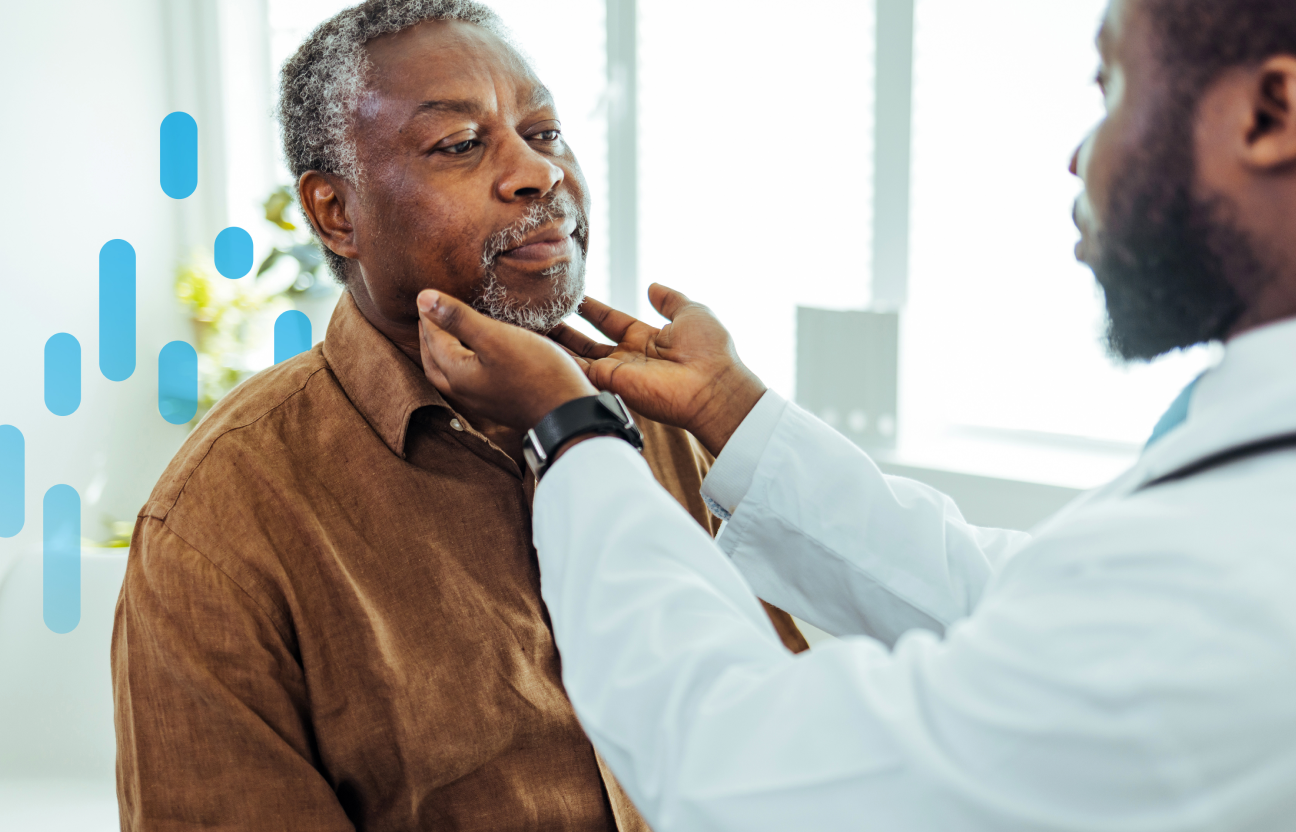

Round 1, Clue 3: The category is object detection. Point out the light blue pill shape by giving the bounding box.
[274,310,312,364]
[44,484,80,634]
[160,112,198,199]
[158,341,198,425]
[0,425,22,538]
[214,226,253,278]
[44,333,81,416]
[100,239,136,381]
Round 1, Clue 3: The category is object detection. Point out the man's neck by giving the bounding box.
[347,285,528,470]
[1228,279,1296,341]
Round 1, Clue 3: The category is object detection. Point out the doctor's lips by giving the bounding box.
[497,220,578,263]
[1072,200,1092,263]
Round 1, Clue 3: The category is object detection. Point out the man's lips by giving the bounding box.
[499,234,576,262]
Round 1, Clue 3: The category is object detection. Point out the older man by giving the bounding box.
[111,2,804,830]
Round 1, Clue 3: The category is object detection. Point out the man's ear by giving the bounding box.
[298,171,360,260]
[1243,56,1296,170]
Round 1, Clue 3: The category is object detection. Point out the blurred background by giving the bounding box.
[0,0,1212,827]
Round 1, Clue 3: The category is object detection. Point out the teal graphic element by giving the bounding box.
[274,310,312,364]
[44,333,81,416]
[100,239,137,381]
[0,425,23,538]
[158,341,198,425]
[43,485,81,634]
[160,112,198,199]
[214,226,253,278]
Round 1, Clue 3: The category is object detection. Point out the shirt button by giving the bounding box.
[450,418,464,431]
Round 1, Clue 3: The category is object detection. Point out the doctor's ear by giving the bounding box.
[1240,56,1296,171]
[298,171,360,261]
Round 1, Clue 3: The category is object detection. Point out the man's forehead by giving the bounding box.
[412,85,555,120]
[363,18,540,108]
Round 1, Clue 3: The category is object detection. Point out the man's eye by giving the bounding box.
[442,139,479,155]
[533,130,562,142]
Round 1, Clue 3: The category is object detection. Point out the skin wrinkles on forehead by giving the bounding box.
[409,85,555,123]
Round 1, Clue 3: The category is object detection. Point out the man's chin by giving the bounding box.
[471,271,584,334]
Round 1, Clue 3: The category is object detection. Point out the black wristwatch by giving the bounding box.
[523,391,645,481]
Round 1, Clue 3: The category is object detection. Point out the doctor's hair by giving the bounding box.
[1147,0,1296,100]
[276,0,514,284]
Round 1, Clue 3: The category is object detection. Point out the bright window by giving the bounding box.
[903,0,1211,448]
[639,0,878,398]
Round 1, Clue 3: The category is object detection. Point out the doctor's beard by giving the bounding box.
[471,192,589,333]
[1089,96,1267,362]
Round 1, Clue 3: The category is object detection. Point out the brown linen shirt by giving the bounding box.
[113,292,806,831]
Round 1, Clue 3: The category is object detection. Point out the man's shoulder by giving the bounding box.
[140,346,337,522]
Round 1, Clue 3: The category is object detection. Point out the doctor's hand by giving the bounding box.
[416,290,596,431]
[550,284,766,456]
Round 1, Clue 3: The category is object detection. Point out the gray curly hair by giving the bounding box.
[276,0,513,282]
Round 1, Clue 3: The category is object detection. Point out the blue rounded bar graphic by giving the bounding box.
[0,425,23,538]
[100,239,137,381]
[43,484,81,634]
[160,112,198,199]
[214,226,253,278]
[158,341,199,425]
[44,333,81,416]
[274,310,312,364]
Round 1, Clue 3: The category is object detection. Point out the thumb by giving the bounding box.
[418,289,490,348]
[418,317,474,396]
[647,283,693,321]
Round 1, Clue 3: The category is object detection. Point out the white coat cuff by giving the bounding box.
[700,390,788,521]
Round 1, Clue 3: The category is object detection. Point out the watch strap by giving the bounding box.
[524,392,644,480]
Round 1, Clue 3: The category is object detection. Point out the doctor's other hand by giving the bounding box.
[550,283,766,456]
[417,289,596,431]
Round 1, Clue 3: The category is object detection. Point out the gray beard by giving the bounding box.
[473,260,585,333]
[471,193,589,333]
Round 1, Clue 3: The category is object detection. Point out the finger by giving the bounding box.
[554,340,592,372]
[578,296,644,344]
[585,356,626,392]
[418,289,495,349]
[418,315,478,392]
[549,322,616,359]
[647,283,694,321]
[417,320,452,394]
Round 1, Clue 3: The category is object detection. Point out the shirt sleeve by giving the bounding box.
[113,519,355,831]
[705,394,1030,643]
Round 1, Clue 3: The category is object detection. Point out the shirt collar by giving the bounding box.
[322,291,448,459]
[1134,315,1296,488]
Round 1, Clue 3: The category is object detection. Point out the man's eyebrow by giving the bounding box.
[413,99,487,118]
[521,85,556,113]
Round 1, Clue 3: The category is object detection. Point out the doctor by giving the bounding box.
[414,0,1296,828]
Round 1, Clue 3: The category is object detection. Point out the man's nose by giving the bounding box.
[1069,144,1081,177]
[496,135,564,202]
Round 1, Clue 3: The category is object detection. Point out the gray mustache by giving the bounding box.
[480,193,589,266]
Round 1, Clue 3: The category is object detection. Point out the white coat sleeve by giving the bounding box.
[702,393,1030,644]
